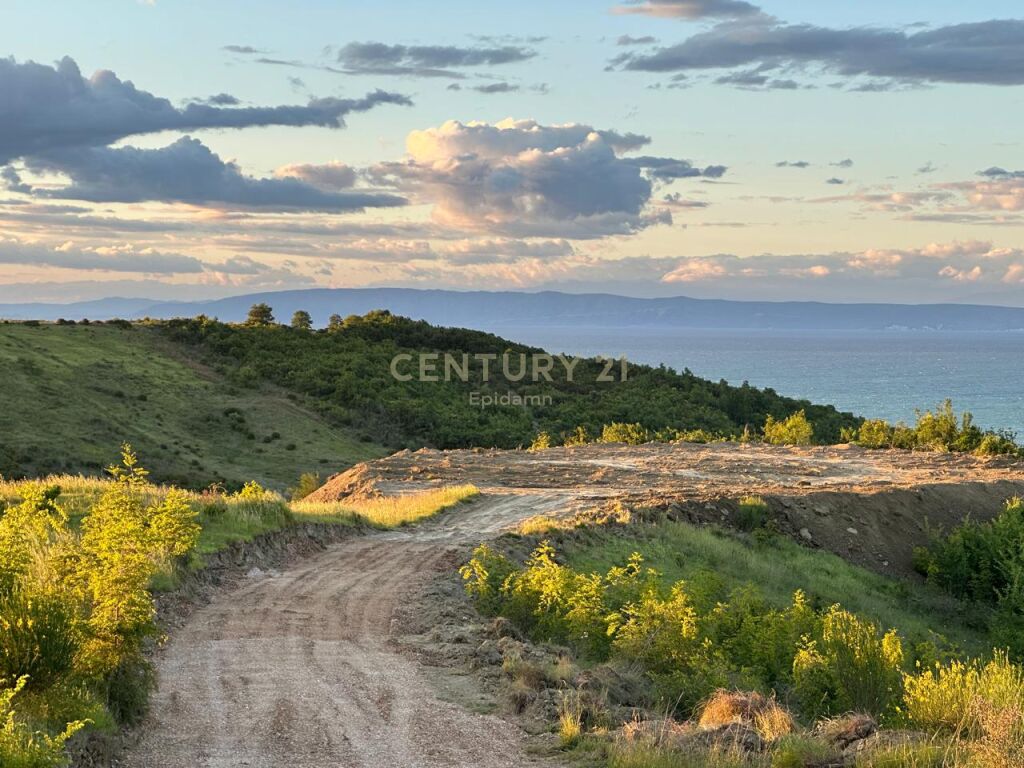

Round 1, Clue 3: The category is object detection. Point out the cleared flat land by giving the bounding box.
[124,443,1024,766]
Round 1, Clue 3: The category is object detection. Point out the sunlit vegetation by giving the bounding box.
[0,447,199,765]
[0,444,480,765]
[462,512,1024,767]
[292,484,479,528]
[841,400,1021,456]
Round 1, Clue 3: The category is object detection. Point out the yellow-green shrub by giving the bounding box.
[599,423,651,445]
[763,411,814,446]
[793,607,904,719]
[0,677,85,768]
[900,652,1024,737]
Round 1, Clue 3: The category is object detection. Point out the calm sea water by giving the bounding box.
[490,326,1024,437]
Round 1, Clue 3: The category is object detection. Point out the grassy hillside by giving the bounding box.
[0,323,384,488]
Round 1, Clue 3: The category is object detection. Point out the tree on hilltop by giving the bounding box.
[291,310,312,330]
[245,303,275,327]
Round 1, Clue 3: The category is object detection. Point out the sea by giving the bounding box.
[490,326,1024,437]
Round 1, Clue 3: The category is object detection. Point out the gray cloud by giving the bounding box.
[366,119,720,238]
[30,137,407,212]
[625,156,727,180]
[614,0,761,20]
[1,166,31,193]
[617,35,659,46]
[0,237,206,274]
[0,56,411,163]
[832,158,855,168]
[979,167,1024,179]
[447,82,521,94]
[776,160,811,168]
[336,41,536,78]
[826,177,846,185]
[615,18,1024,87]
[222,45,267,54]
[194,92,241,106]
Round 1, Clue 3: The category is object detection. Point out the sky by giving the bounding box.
[2,0,1024,305]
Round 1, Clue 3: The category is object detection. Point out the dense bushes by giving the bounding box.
[153,313,860,449]
[462,540,1024,728]
[842,400,1021,456]
[0,446,200,764]
[914,496,1024,655]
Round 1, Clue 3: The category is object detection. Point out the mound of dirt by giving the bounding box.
[308,442,1024,577]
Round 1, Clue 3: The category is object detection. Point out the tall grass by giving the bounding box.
[292,484,479,528]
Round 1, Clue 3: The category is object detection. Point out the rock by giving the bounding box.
[847,527,859,535]
[800,527,813,541]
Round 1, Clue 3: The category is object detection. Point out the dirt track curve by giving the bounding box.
[122,492,567,768]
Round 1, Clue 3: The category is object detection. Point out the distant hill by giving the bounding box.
[3,288,1024,331]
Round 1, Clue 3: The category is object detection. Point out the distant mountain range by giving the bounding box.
[3,288,1024,332]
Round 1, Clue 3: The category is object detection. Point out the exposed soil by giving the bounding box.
[119,442,1024,767]
[309,442,1024,576]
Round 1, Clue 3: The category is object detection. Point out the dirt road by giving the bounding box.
[122,492,567,768]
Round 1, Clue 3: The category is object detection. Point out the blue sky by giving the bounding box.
[2,0,1024,303]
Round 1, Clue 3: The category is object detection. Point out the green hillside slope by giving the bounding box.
[0,323,385,488]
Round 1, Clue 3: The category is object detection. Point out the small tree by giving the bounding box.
[327,313,344,331]
[245,303,275,327]
[290,310,312,330]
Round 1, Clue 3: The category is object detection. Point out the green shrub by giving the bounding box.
[916,497,1024,655]
[459,544,518,616]
[900,651,1024,737]
[793,607,904,720]
[599,423,650,445]
[562,426,590,446]
[0,677,85,768]
[287,472,321,501]
[763,411,814,446]
[0,592,78,691]
[529,432,552,452]
[855,419,894,449]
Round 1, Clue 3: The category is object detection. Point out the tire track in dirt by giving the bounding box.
[122,492,569,768]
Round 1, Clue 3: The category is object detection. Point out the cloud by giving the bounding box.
[832,158,854,168]
[222,45,267,54]
[658,240,1024,296]
[274,161,357,190]
[0,56,411,163]
[29,137,407,212]
[193,92,241,106]
[0,237,205,273]
[826,177,846,185]
[776,160,810,168]
[1,166,31,193]
[614,17,1024,87]
[617,35,659,45]
[368,118,722,237]
[613,0,762,20]
[449,82,521,94]
[335,41,536,77]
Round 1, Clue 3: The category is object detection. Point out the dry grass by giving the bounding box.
[291,484,479,528]
[698,690,795,742]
